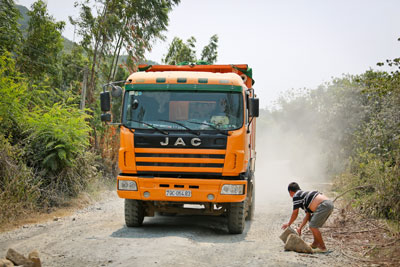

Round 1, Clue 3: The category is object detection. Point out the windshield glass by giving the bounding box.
[122,90,243,131]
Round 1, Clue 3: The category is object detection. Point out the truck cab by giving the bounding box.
[101,64,259,234]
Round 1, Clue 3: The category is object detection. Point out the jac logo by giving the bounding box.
[160,137,201,147]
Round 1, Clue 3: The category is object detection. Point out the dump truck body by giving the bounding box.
[101,64,259,233]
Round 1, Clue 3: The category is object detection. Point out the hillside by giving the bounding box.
[118,55,158,65]
[15,4,158,63]
[16,4,29,32]
[16,4,75,53]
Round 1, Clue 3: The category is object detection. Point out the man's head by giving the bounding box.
[288,182,300,197]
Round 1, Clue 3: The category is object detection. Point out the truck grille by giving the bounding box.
[134,148,225,173]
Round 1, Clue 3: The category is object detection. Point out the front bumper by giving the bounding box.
[117,175,247,203]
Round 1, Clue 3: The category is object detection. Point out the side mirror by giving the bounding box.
[249,98,259,117]
[111,85,123,97]
[100,91,111,112]
[101,113,112,122]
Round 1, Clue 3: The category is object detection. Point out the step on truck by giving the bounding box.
[100,64,259,234]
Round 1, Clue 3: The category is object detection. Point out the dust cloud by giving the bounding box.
[254,111,330,207]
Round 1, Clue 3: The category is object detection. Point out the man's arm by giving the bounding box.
[297,211,310,235]
[281,208,299,230]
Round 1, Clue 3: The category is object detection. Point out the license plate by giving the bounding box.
[166,189,192,197]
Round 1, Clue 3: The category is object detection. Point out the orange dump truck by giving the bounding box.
[100,64,259,234]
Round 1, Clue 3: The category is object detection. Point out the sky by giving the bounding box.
[17,0,400,108]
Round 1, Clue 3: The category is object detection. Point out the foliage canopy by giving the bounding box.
[18,0,65,86]
[0,0,22,53]
[163,34,219,65]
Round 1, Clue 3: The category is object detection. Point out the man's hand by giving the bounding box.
[282,209,299,231]
[296,227,302,236]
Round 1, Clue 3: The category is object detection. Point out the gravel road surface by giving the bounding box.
[0,179,350,267]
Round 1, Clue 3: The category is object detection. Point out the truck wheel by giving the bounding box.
[125,199,144,227]
[246,184,255,221]
[228,200,246,234]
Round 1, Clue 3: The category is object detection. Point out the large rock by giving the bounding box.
[28,251,41,267]
[22,261,35,267]
[0,258,14,267]
[284,234,313,254]
[6,249,28,266]
[279,226,298,243]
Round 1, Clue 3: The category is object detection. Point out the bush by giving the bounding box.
[24,103,93,205]
[26,103,90,174]
[37,150,105,206]
[334,152,400,221]
[0,52,28,141]
[0,135,40,225]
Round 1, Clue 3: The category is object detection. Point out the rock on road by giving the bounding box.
[0,181,349,267]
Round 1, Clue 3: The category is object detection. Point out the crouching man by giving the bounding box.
[281,182,334,252]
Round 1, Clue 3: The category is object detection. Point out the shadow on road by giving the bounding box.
[110,214,251,243]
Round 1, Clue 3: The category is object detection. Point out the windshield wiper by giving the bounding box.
[186,120,229,136]
[129,119,169,135]
[159,120,200,136]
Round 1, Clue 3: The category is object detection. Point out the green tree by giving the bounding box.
[18,0,65,85]
[0,0,22,53]
[0,52,28,140]
[162,34,219,65]
[61,44,88,94]
[70,0,181,106]
[201,34,218,64]
[162,36,197,65]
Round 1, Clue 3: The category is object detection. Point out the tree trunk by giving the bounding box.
[108,34,122,82]
[87,2,109,106]
[112,36,124,80]
[88,41,99,105]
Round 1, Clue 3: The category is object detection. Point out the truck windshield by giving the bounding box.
[122,91,243,131]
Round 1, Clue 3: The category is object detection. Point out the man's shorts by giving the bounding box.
[309,200,334,228]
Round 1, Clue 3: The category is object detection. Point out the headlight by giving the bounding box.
[118,180,137,191]
[221,184,245,195]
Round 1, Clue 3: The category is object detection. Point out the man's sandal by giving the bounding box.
[308,243,318,249]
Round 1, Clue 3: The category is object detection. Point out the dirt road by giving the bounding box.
[0,180,350,267]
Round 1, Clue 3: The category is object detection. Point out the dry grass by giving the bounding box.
[301,199,400,266]
[0,188,115,233]
[0,134,115,231]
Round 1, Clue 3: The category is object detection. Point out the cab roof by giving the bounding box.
[126,71,245,87]
[126,64,254,89]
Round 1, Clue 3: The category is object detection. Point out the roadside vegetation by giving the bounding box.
[260,39,399,261]
[264,54,400,222]
[0,0,181,226]
[264,53,399,221]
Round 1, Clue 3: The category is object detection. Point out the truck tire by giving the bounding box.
[228,200,246,234]
[246,187,255,221]
[125,199,144,227]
